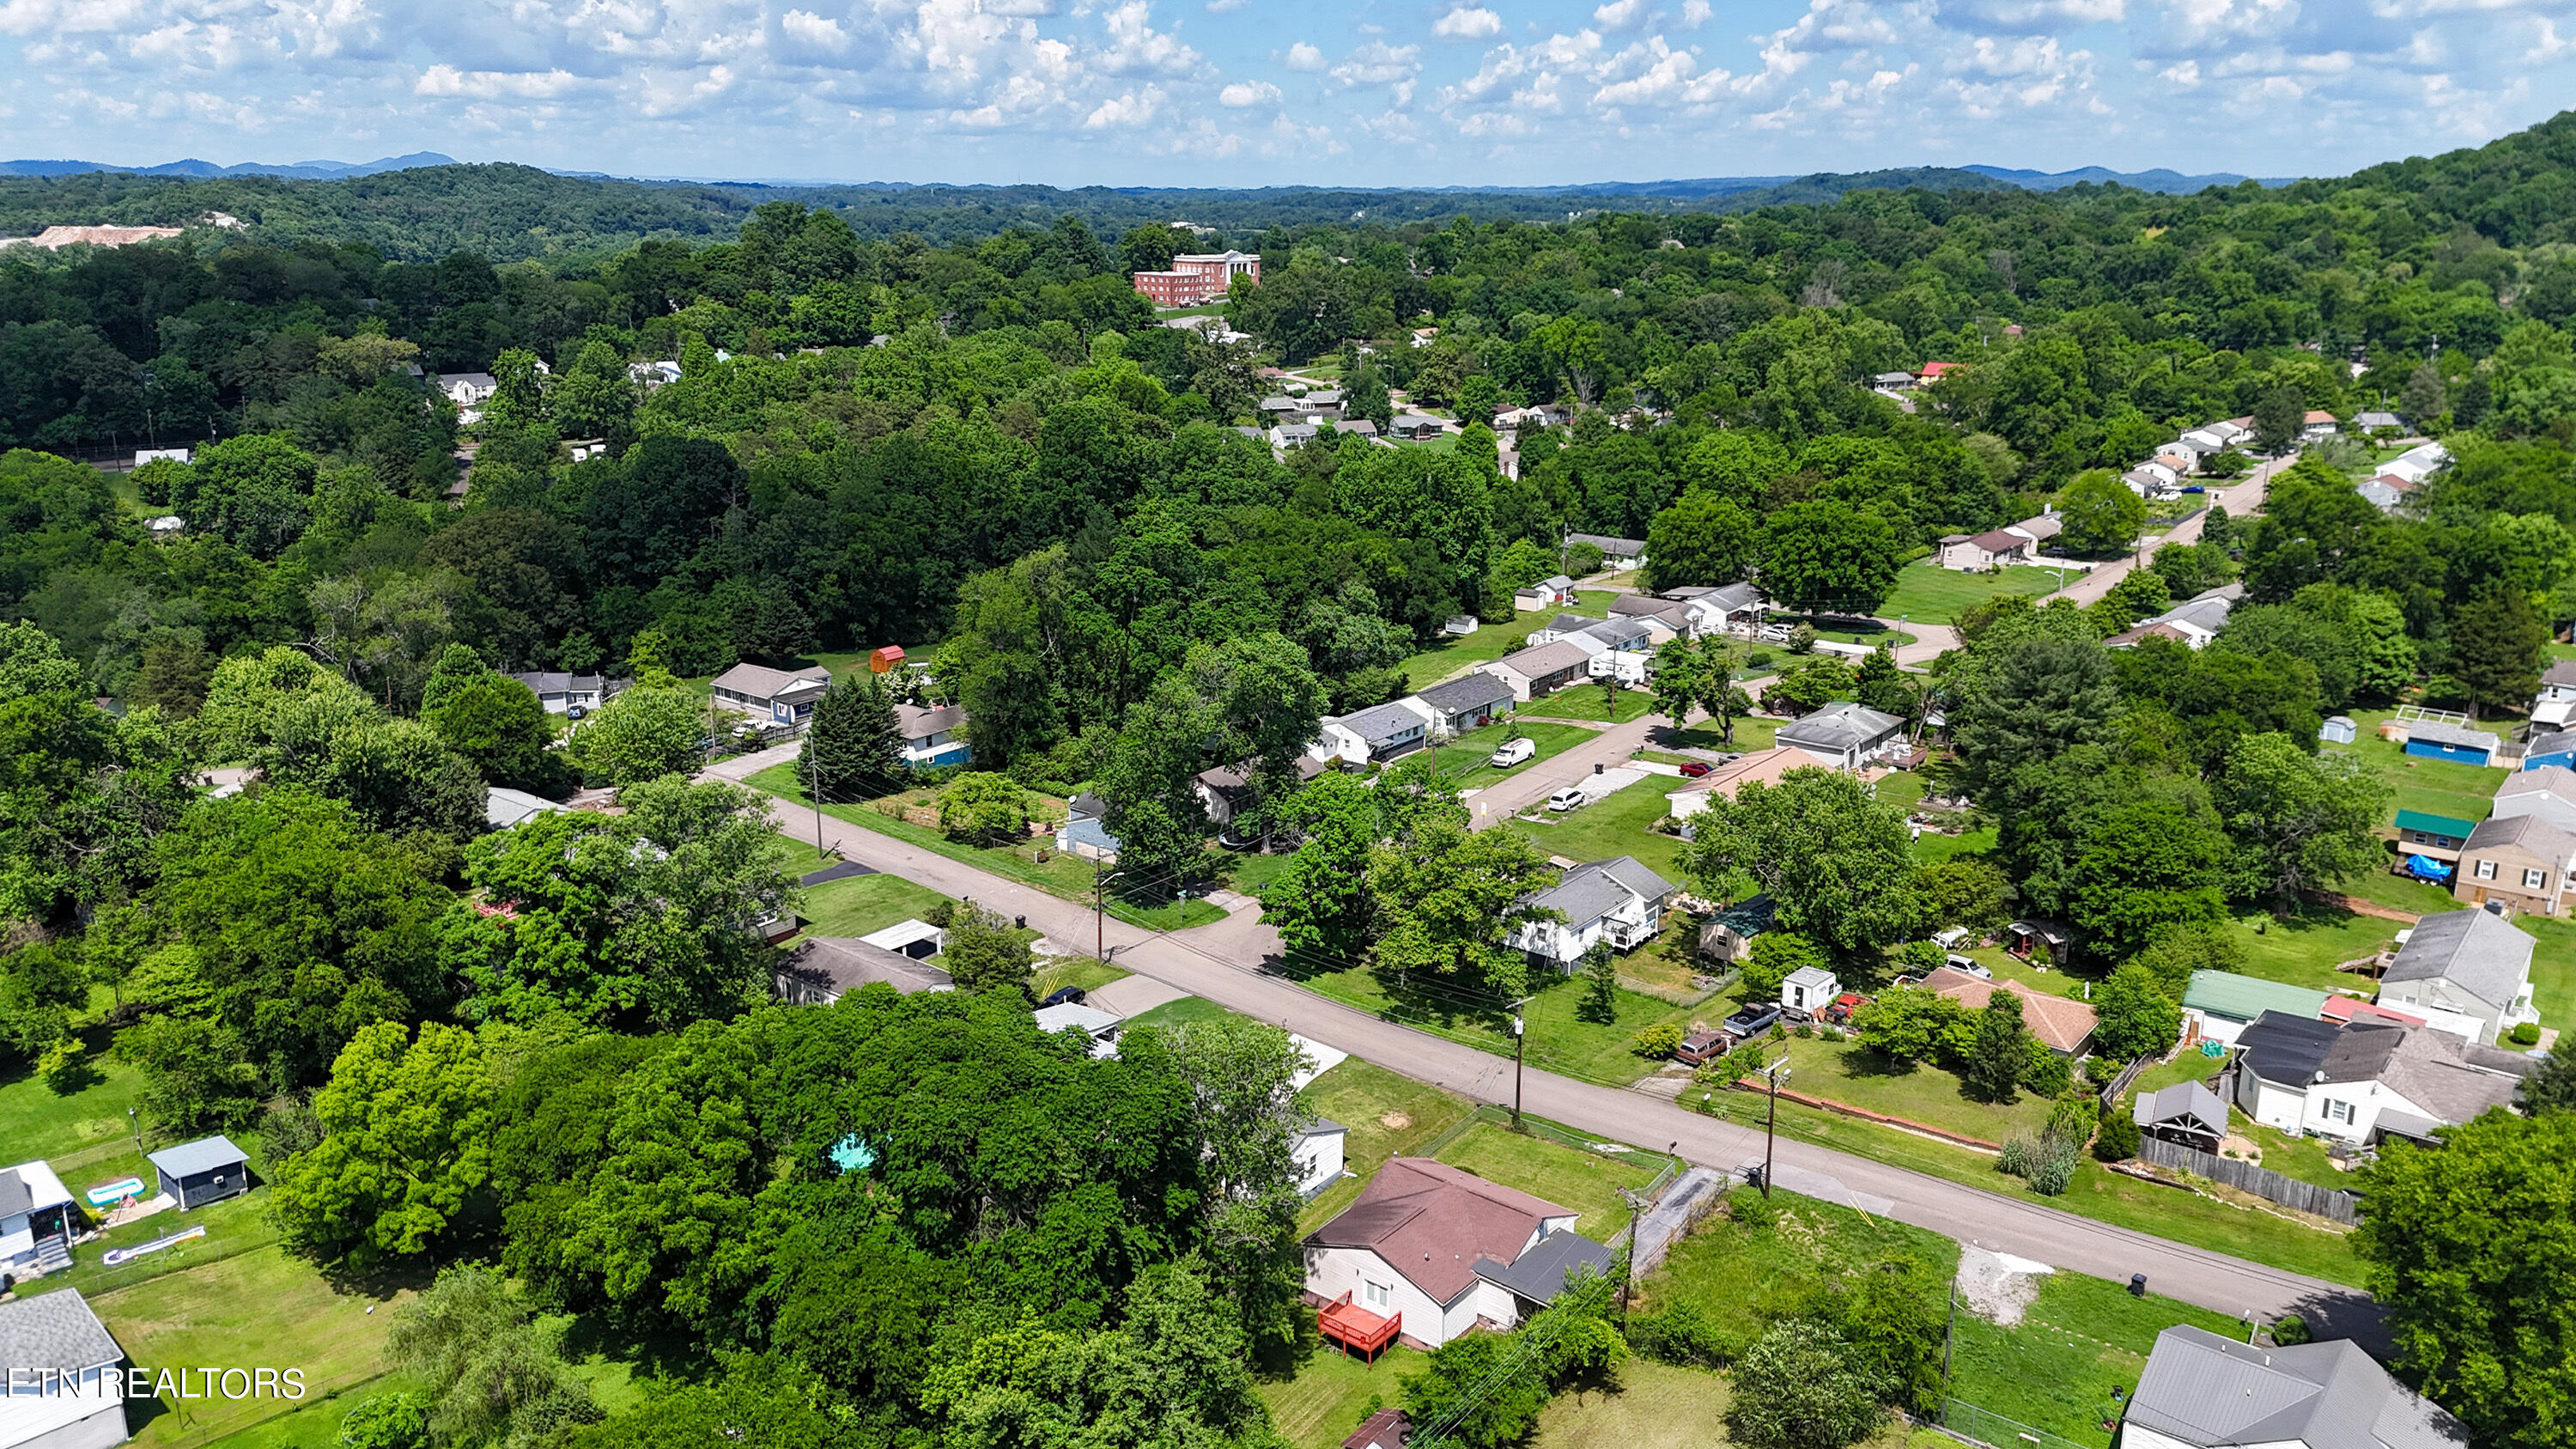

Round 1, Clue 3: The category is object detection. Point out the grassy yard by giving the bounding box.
[1641,1186,1959,1354]
[1223,849,1299,897]
[92,1245,410,1449]
[1658,715,1781,752]
[0,1039,149,1164]
[1912,823,1996,866]
[1288,963,1704,1090]
[1879,562,2067,625]
[1429,720,1595,781]
[2317,709,2510,823]
[1947,1271,2250,1449]
[798,872,954,938]
[1031,957,1130,999]
[2234,1116,2355,1192]
[745,764,1226,929]
[1296,1058,1478,1232]
[1755,1034,2062,1146]
[1259,1341,1425,1449]
[1433,1122,1655,1240]
[1124,995,1235,1031]
[2224,906,2405,992]
[1520,685,1657,725]
[1391,592,1619,688]
[192,1379,412,1449]
[1506,776,1684,877]
[1531,1361,1740,1449]
[1703,1094,2363,1285]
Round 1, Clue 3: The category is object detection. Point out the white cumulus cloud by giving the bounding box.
[1433,6,1502,40]
[1218,78,1280,106]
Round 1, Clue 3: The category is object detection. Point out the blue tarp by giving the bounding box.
[2405,854,2454,880]
[829,1134,878,1173]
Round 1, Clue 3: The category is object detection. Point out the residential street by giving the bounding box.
[707,752,2381,1350]
[2038,456,2284,606]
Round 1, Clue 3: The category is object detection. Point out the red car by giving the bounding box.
[1676,760,1715,778]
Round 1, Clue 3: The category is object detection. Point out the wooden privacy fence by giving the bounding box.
[2138,1136,2360,1225]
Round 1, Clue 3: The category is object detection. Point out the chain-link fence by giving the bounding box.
[1939,1398,2104,1449]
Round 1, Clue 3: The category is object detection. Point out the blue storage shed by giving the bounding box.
[2525,728,2576,774]
[2405,721,2500,767]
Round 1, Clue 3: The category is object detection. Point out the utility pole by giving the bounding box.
[1095,863,1107,964]
[1508,995,1533,1126]
[1616,1187,1646,1317]
[1760,1057,1790,1199]
[805,720,825,860]
[1941,1283,1958,1385]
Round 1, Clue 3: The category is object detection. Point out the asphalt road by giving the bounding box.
[708,752,2381,1349]
[2041,459,2284,606]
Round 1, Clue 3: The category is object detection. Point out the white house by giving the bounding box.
[0,1160,75,1282]
[1774,702,1907,771]
[438,371,498,407]
[1670,581,1765,634]
[1410,673,1516,736]
[0,1289,127,1449]
[1477,641,1591,702]
[1936,528,2032,571]
[483,787,565,831]
[1302,1158,1611,1350]
[1291,1119,1348,1199]
[711,662,831,726]
[2107,585,2239,650]
[2494,764,2576,837]
[2002,512,2063,551]
[895,703,971,767]
[2531,661,2576,729]
[2231,1012,2532,1146]
[1781,965,1840,1015]
[2380,441,2451,485]
[1033,1001,1123,1058]
[1509,856,1676,969]
[1308,698,1432,766]
[1564,533,1646,569]
[512,672,618,715]
[1512,575,1577,612]
[2378,907,2540,1047]
[2119,1324,2466,1449]
[1574,616,1655,685]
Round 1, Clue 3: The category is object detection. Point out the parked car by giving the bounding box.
[1039,985,1087,1008]
[1823,992,1868,1026]
[1490,737,1537,768]
[1675,1029,1730,1065]
[566,704,587,721]
[1546,786,1587,812]
[1676,760,1714,778]
[1722,1003,1782,1039]
[1946,953,1991,979]
[1759,623,1793,642]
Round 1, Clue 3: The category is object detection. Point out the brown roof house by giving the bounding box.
[1917,966,2098,1055]
[1936,528,2031,572]
[2452,813,2576,920]
[1303,1158,1613,1349]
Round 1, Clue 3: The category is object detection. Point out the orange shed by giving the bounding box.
[869,645,906,673]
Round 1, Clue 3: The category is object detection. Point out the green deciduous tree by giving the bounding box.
[939,772,1030,844]
[2091,960,2182,1062]
[1577,942,1618,1023]
[1370,817,1558,1000]
[1644,491,1759,593]
[1759,501,1899,617]
[1680,769,1921,964]
[567,682,705,786]
[1723,1319,1887,1449]
[1961,989,2032,1105]
[1262,772,1379,965]
[270,1020,495,1264]
[2068,798,2230,964]
[2216,732,2391,912]
[2354,1112,2576,1449]
[387,1265,601,1446]
[943,901,1035,996]
[2054,469,2146,558]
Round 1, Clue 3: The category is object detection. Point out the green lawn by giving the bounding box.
[91,1245,409,1449]
[1532,1361,1741,1449]
[1947,1272,2250,1449]
[1642,1185,1959,1355]
[1391,592,1618,688]
[0,1036,149,1163]
[1288,963,1703,1089]
[1658,715,1781,752]
[1223,849,1299,897]
[1296,1058,1478,1232]
[1433,1122,1655,1240]
[1260,1340,1425,1449]
[1429,720,1595,781]
[1879,562,2067,625]
[2235,1116,2355,1192]
[1767,617,1916,648]
[1703,1094,2362,1285]
[744,764,1226,929]
[1124,995,1235,1031]
[2317,709,2509,823]
[798,872,954,938]
[1031,957,1130,999]
[194,1379,411,1449]
[1506,776,1684,877]
[1520,685,1656,724]
[1759,1035,2059,1146]
[1912,824,1996,866]
[2518,914,2576,1024]
[2225,907,2405,992]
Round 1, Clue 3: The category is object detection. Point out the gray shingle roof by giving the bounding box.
[895,703,964,740]
[2409,720,2501,752]
[1335,699,1430,748]
[2379,1029,2529,1125]
[2385,908,2536,1012]
[1415,673,1515,715]
[779,937,954,996]
[0,1288,123,1375]
[1564,533,1646,555]
[2463,811,2576,859]
[2135,1080,2226,1138]
[2124,1324,2467,1449]
[1699,581,1762,611]
[0,1169,27,1218]
[1473,1228,1614,1304]
[1528,855,1674,928]
[1578,617,1652,648]
[1545,612,1594,635]
[1491,641,1592,679]
[146,1134,248,1180]
[712,662,831,701]
[1776,701,1905,753]
[2543,661,2576,690]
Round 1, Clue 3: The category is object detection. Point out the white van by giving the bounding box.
[1546,786,1587,812]
[1489,737,1536,768]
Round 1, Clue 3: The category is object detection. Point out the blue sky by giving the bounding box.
[4,0,2575,186]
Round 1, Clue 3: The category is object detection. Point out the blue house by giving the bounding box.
[2525,728,2576,774]
[2405,720,2500,767]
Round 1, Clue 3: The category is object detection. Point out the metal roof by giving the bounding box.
[1473,1227,1614,1304]
[2123,1324,2467,1449]
[146,1133,248,1180]
[1777,701,1905,753]
[2392,809,2478,838]
[2182,970,2330,1024]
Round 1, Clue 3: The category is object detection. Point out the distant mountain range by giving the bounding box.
[0,152,456,180]
[0,153,2286,196]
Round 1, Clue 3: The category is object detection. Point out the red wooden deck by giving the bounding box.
[1319,1292,1400,1361]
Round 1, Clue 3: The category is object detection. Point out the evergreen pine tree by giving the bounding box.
[1577,943,1618,1024]
[2451,585,2549,721]
[799,670,902,802]
[1962,990,2031,1104]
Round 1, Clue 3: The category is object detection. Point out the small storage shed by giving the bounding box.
[1781,965,1841,1015]
[147,1135,250,1211]
[2524,728,2576,774]
[868,644,906,673]
[2319,715,2357,745]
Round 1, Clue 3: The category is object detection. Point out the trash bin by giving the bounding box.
[2129,1274,2148,1298]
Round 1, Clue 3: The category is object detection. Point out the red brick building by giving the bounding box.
[1132,250,1261,307]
